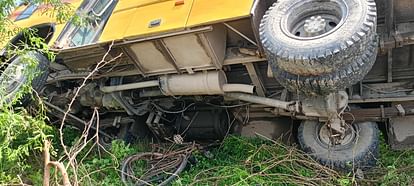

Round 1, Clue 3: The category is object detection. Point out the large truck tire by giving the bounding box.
[271,39,378,95]
[260,0,378,95]
[298,120,379,171]
[0,51,49,106]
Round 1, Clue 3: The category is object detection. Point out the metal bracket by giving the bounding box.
[122,47,147,77]
[301,91,348,118]
[223,22,258,47]
[328,117,346,135]
[380,32,414,54]
[154,40,181,74]
[394,33,404,48]
[381,105,386,119]
[396,104,406,116]
[387,48,393,83]
[244,63,266,97]
[146,111,170,138]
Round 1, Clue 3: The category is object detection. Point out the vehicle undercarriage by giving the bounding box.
[3,0,414,171]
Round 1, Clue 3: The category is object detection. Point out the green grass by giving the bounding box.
[173,136,341,186]
[171,136,414,186]
[2,127,414,185]
[71,134,414,186]
[366,139,414,186]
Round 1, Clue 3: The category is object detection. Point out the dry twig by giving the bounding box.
[43,140,71,186]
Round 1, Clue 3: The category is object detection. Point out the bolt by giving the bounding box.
[302,15,327,37]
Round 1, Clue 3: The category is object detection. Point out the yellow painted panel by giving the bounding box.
[99,8,136,42]
[13,13,54,30]
[12,0,82,29]
[4,0,83,47]
[100,0,193,42]
[112,0,173,12]
[187,0,254,27]
[50,24,66,46]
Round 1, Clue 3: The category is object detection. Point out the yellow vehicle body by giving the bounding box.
[9,0,256,47]
[7,0,83,46]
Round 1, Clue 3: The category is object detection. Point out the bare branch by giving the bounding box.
[43,140,71,186]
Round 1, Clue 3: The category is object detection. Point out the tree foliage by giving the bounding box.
[0,0,74,46]
[0,0,71,183]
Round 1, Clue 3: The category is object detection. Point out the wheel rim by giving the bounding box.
[0,58,28,94]
[280,0,348,40]
[317,123,356,148]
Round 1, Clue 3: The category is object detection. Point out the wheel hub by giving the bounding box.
[319,123,355,146]
[304,16,327,37]
[281,0,347,39]
[0,61,27,92]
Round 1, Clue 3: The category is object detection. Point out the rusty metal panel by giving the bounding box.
[376,0,414,24]
[163,33,218,69]
[129,41,176,74]
[388,116,414,150]
[127,25,226,75]
[58,44,114,71]
[395,0,414,23]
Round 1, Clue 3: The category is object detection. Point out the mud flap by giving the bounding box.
[388,116,414,150]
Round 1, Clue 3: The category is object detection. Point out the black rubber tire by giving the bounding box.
[260,0,377,76]
[0,51,49,106]
[298,120,379,171]
[272,38,378,96]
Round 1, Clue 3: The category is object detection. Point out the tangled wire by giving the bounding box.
[121,143,197,186]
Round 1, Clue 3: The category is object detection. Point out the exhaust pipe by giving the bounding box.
[100,71,255,95]
[222,84,255,94]
[100,80,159,93]
[160,71,255,95]
[225,93,301,113]
[99,72,300,112]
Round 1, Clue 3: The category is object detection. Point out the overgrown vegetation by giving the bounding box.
[1,0,74,47]
[0,107,52,183]
[12,132,413,185]
[5,122,411,186]
[174,137,345,186]
[0,0,72,184]
[0,36,54,185]
[173,136,414,186]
